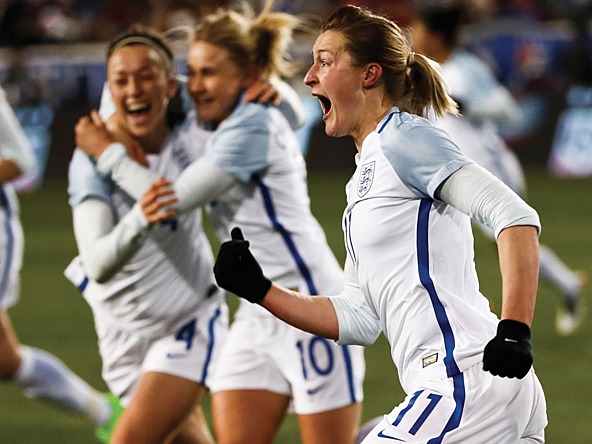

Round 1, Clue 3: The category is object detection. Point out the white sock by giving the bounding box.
[539,244,581,300]
[13,346,111,426]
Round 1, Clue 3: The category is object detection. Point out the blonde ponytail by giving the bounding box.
[323,5,458,118]
[193,0,301,80]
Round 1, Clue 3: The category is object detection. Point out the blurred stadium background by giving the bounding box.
[0,0,591,442]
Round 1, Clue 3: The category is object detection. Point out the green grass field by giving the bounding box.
[0,166,590,443]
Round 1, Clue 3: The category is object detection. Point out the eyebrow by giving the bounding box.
[314,48,333,59]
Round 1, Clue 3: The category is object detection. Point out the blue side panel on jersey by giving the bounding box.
[255,176,318,295]
[200,305,222,385]
[416,198,460,377]
[427,373,466,444]
[257,177,358,402]
[340,343,357,403]
[0,188,13,304]
[416,198,465,442]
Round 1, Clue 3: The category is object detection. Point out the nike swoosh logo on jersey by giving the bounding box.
[504,338,518,343]
[377,429,405,441]
[166,352,187,359]
[306,382,329,395]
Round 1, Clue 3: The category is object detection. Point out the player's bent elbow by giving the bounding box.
[81,259,116,284]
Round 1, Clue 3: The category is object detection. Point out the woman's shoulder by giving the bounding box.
[381,110,443,140]
[379,110,460,159]
[223,100,271,130]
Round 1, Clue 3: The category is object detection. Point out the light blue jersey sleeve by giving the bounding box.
[379,112,473,199]
[205,100,270,183]
[68,149,113,207]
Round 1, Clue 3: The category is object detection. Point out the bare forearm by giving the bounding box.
[260,283,340,340]
[497,225,539,326]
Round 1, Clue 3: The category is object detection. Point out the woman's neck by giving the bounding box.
[352,96,395,151]
[141,125,169,154]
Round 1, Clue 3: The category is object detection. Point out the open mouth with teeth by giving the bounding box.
[126,102,150,117]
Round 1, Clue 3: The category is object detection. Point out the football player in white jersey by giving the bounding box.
[0,85,118,437]
[67,24,229,443]
[75,3,366,443]
[409,3,587,336]
[213,5,547,443]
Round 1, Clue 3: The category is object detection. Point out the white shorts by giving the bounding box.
[0,203,24,311]
[361,363,547,443]
[96,295,229,406]
[210,315,365,415]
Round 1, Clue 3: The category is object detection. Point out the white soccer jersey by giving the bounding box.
[90,92,344,311]
[205,99,345,316]
[67,118,221,335]
[205,100,364,411]
[0,86,35,310]
[341,108,499,394]
[89,89,364,410]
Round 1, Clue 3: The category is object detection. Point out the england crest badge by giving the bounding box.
[358,161,375,197]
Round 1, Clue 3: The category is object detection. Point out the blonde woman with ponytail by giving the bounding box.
[186,3,366,443]
[213,5,548,443]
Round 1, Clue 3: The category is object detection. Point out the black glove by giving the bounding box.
[213,227,272,304]
[483,319,533,379]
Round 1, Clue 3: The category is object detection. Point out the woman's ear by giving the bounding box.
[362,63,383,88]
[167,76,178,99]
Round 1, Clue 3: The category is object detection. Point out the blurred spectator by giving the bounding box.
[149,0,201,30]
[0,0,46,46]
[36,0,92,42]
[93,0,151,38]
[492,0,551,21]
[548,10,592,177]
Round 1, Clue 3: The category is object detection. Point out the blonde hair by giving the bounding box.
[323,5,458,118]
[192,0,301,79]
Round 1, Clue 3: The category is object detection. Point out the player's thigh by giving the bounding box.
[211,389,290,444]
[111,371,205,444]
[171,403,215,444]
[298,401,363,444]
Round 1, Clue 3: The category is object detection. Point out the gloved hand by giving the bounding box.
[483,319,533,379]
[214,227,272,304]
